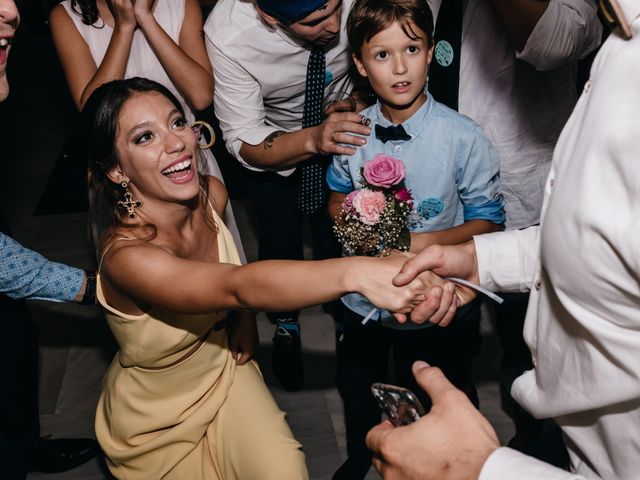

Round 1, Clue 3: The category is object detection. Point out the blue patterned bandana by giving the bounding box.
[257,0,329,24]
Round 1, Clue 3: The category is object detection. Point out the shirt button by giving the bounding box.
[534,279,542,290]
[393,145,401,153]
[550,179,555,187]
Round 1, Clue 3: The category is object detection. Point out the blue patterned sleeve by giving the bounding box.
[0,233,84,302]
[456,126,506,224]
[326,154,355,194]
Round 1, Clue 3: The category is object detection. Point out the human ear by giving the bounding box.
[256,7,280,27]
[106,165,127,186]
[352,53,368,78]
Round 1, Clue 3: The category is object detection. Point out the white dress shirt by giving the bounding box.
[475,2,640,477]
[428,0,601,229]
[205,0,355,175]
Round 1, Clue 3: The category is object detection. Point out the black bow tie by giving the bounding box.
[375,124,411,143]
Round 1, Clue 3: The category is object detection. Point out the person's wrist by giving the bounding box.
[134,10,155,28]
[80,270,97,305]
[113,21,136,36]
[305,125,321,155]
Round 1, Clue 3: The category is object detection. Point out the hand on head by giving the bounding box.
[392,242,479,325]
[131,0,155,22]
[366,361,499,480]
[106,0,137,29]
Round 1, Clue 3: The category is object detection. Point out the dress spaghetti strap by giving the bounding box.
[97,236,139,274]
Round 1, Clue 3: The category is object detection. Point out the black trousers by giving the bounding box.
[0,210,40,479]
[336,299,482,463]
[241,167,341,321]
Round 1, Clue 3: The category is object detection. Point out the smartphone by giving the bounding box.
[371,383,427,427]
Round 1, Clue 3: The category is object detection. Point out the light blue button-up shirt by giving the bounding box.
[0,233,84,302]
[327,93,504,329]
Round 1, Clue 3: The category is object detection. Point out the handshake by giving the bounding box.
[367,241,483,326]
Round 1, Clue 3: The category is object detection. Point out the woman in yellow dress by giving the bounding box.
[83,78,429,479]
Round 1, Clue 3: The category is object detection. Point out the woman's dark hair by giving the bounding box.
[69,0,100,26]
[82,77,210,249]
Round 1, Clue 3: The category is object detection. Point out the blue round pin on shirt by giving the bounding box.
[324,70,334,86]
[434,40,454,67]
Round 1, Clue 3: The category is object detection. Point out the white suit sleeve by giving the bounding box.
[480,448,587,479]
[518,0,602,71]
[473,227,539,293]
[206,35,294,175]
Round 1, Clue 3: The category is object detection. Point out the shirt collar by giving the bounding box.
[372,90,435,143]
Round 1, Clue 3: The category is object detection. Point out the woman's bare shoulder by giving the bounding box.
[204,175,228,217]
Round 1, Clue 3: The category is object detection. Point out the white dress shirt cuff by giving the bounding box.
[474,227,538,292]
[479,447,585,480]
[231,130,296,177]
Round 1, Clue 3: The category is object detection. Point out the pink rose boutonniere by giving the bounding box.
[333,154,413,256]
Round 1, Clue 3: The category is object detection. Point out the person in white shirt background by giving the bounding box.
[426,0,602,451]
[206,0,372,392]
[368,1,640,478]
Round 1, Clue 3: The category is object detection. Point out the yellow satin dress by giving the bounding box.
[95,206,307,479]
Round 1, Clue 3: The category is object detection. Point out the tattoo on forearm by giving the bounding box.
[263,131,285,149]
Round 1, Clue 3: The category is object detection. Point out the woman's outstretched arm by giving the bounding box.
[101,243,426,316]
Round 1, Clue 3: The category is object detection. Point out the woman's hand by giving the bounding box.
[352,253,429,316]
[227,312,258,365]
[107,0,137,30]
[393,242,479,325]
[132,0,155,24]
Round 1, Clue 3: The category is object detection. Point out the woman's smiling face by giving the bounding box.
[109,91,200,205]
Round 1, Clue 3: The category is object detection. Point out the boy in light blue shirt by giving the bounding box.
[326,0,504,477]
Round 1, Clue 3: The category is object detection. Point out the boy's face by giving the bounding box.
[353,21,433,123]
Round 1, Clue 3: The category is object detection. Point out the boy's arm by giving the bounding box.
[410,220,500,252]
[326,153,356,225]
[411,125,505,252]
[328,191,348,225]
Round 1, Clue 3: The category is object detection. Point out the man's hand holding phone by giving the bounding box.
[367,361,499,480]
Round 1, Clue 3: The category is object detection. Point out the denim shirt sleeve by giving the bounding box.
[456,126,506,224]
[327,154,355,193]
[0,233,84,302]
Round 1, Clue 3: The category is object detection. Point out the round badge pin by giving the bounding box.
[434,40,454,67]
[324,70,334,86]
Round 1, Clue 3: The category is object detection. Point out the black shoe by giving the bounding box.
[333,457,371,480]
[272,324,304,391]
[25,436,100,473]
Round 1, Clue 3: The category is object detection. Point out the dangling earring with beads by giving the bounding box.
[117,180,142,218]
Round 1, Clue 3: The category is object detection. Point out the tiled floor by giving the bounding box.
[3,20,513,480]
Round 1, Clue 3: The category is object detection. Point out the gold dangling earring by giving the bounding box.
[191,120,216,149]
[117,180,142,219]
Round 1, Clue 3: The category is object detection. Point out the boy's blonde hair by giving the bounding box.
[346,0,434,58]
